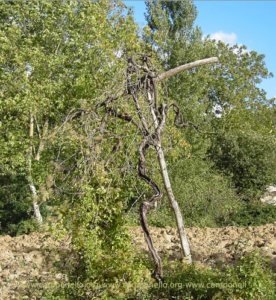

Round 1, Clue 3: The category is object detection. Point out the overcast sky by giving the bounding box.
[123,1,276,100]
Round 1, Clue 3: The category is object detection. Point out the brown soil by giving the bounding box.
[1,224,276,299]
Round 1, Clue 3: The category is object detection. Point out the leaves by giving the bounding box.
[0,0,141,234]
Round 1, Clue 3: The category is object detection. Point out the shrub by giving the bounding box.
[0,172,36,236]
[145,157,240,228]
[0,171,54,236]
[208,130,276,197]
[135,250,276,300]
[223,249,276,299]
[40,162,152,300]
[228,202,276,227]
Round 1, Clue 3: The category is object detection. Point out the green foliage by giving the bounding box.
[13,217,41,237]
[145,1,274,134]
[0,160,55,236]
[224,250,276,299]
[1,2,276,299]
[0,170,50,236]
[0,172,30,236]
[0,170,52,236]
[204,42,274,134]
[143,157,240,228]
[208,130,276,196]
[145,0,216,128]
[0,0,141,235]
[143,0,276,233]
[42,162,152,299]
[228,202,276,227]
[144,1,275,192]
[132,250,276,300]
[15,244,276,300]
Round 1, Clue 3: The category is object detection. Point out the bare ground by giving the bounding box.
[1,224,276,299]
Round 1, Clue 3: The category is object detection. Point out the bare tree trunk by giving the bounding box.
[155,143,191,262]
[149,92,192,262]
[28,113,43,226]
[30,184,43,226]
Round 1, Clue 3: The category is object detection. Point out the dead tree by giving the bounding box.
[95,53,218,282]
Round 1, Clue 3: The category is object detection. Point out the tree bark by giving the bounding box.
[155,143,191,262]
[138,138,164,282]
[149,91,192,262]
[155,57,218,82]
[34,116,49,161]
[28,113,43,226]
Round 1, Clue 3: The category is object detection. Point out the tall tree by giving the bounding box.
[145,1,274,129]
[0,0,140,232]
[144,0,275,196]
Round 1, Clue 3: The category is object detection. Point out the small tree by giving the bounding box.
[95,52,218,282]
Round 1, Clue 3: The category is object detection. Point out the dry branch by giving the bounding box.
[155,57,218,82]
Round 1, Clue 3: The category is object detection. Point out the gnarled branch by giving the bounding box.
[138,137,164,282]
[165,102,215,134]
[94,52,218,283]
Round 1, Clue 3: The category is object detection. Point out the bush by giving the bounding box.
[223,250,276,300]
[40,162,153,300]
[0,172,35,236]
[208,130,276,197]
[0,171,54,236]
[227,202,276,227]
[145,157,241,228]
[134,250,276,300]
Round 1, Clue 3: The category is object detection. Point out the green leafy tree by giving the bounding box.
[0,0,140,233]
[1,1,154,297]
[144,1,274,134]
[144,0,275,209]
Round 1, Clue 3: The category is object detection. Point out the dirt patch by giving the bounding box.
[1,224,276,299]
[129,224,276,270]
[0,231,75,300]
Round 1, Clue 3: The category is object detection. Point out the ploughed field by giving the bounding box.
[1,224,276,299]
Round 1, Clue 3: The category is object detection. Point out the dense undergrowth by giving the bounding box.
[33,239,276,300]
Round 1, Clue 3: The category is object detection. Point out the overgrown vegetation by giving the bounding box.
[1,0,276,298]
[33,249,276,299]
[208,130,276,197]
[229,202,276,227]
